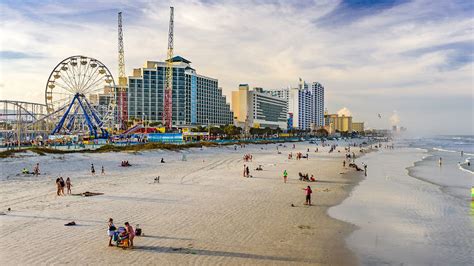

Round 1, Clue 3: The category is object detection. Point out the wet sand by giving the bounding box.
[329,147,474,265]
[0,142,365,265]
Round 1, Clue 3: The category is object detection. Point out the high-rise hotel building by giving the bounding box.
[269,80,324,130]
[127,56,233,126]
[232,85,288,130]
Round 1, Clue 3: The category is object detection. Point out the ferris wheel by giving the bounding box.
[45,55,116,138]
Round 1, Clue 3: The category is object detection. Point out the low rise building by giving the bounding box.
[352,122,364,133]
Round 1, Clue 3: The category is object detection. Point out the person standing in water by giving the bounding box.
[33,163,40,176]
[91,163,96,176]
[101,166,105,175]
[439,157,442,166]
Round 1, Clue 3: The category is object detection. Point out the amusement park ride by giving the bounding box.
[1,7,178,142]
[45,55,115,139]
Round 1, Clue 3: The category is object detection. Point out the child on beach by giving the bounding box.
[66,177,72,194]
[125,222,135,248]
[303,186,312,205]
[283,170,288,183]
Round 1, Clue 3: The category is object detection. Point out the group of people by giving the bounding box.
[243,154,253,162]
[55,177,72,196]
[298,172,316,182]
[107,218,140,248]
[287,152,308,160]
[121,161,131,167]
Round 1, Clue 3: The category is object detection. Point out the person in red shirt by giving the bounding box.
[303,186,312,205]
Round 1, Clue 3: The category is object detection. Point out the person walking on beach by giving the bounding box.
[303,186,312,206]
[125,222,135,248]
[243,164,247,177]
[56,177,65,195]
[66,177,72,195]
[343,160,346,167]
[91,163,96,176]
[101,166,105,175]
[364,164,367,176]
[283,170,288,183]
[246,166,250,178]
[55,178,61,196]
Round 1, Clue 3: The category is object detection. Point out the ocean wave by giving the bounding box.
[433,147,457,153]
[458,164,474,175]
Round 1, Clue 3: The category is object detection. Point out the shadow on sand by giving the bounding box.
[140,235,193,241]
[133,245,309,263]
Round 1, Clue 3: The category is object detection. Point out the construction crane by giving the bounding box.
[163,6,174,130]
[117,11,128,130]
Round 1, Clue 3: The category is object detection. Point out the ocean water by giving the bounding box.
[329,136,474,265]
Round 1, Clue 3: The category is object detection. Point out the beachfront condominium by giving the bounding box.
[232,85,288,130]
[268,79,325,130]
[127,56,233,127]
[325,113,353,133]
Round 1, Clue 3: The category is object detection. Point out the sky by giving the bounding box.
[0,0,472,135]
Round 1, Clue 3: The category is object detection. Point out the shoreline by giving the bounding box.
[328,145,474,265]
[0,141,368,265]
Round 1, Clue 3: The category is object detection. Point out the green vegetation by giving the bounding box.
[0,139,283,158]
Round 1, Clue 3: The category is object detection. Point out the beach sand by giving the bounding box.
[0,142,365,265]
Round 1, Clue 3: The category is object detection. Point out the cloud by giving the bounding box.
[0,51,42,59]
[0,0,472,134]
[337,107,352,117]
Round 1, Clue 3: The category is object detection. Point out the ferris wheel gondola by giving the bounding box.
[45,55,116,138]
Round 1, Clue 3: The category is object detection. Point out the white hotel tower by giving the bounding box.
[268,79,324,130]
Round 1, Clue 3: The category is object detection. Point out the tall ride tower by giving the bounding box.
[117,11,128,130]
[163,6,174,130]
